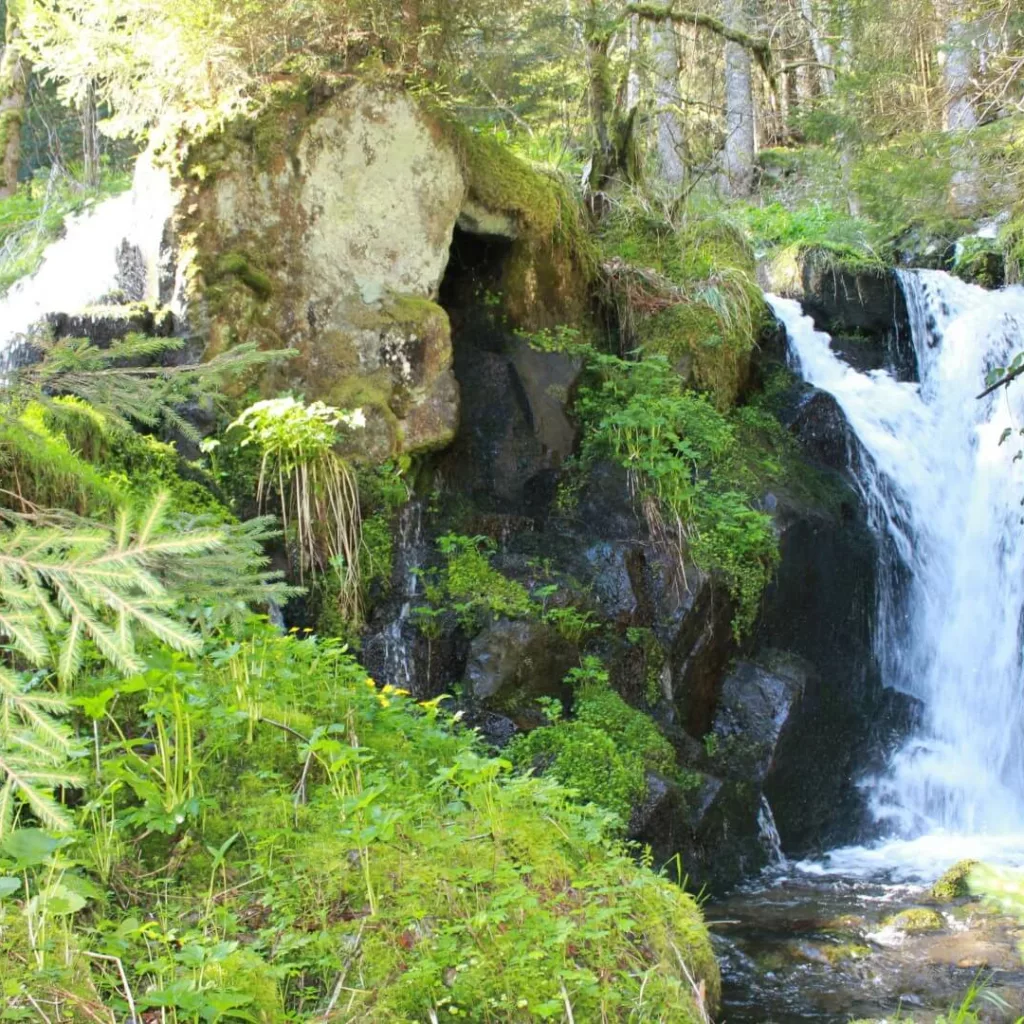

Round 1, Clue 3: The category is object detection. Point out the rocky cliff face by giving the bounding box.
[762,247,917,380]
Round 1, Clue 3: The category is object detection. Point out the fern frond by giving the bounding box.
[0,610,49,665]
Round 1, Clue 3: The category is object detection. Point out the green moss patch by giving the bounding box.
[883,907,946,934]
[509,657,679,826]
[598,203,765,409]
[931,859,980,902]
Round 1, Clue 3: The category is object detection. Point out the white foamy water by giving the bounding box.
[0,158,175,360]
[768,270,1024,873]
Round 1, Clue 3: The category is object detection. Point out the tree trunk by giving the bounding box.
[652,20,685,189]
[584,0,616,192]
[626,14,643,110]
[944,1,976,131]
[82,81,100,188]
[799,0,835,96]
[0,2,28,200]
[722,0,756,196]
[943,0,978,211]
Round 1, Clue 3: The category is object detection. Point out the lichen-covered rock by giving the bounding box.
[129,85,591,460]
[176,85,467,457]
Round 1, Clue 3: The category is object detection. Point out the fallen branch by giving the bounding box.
[83,953,138,1024]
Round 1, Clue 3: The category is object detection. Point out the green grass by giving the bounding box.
[0,624,720,1022]
[0,167,132,295]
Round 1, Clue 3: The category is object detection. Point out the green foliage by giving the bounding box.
[931,859,979,902]
[626,625,666,705]
[598,201,764,409]
[542,603,597,644]
[16,333,287,446]
[740,201,884,271]
[969,862,1024,920]
[562,348,779,637]
[1003,204,1024,284]
[0,168,131,294]
[952,236,1003,287]
[228,396,364,620]
[510,657,677,825]
[0,489,289,837]
[510,718,642,822]
[0,401,126,514]
[0,674,82,835]
[0,624,720,1021]
[435,533,535,629]
[0,492,220,687]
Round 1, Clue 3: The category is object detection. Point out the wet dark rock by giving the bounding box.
[667,577,736,740]
[464,618,577,713]
[628,770,686,843]
[712,654,809,782]
[800,256,916,381]
[47,303,176,346]
[756,491,898,854]
[785,387,855,472]
[437,304,581,515]
[765,249,916,380]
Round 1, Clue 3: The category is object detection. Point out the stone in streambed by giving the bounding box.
[882,908,946,934]
[930,859,979,902]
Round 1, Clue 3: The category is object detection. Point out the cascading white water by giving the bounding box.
[0,157,175,361]
[379,501,425,690]
[768,270,1024,851]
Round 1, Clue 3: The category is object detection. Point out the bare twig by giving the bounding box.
[320,920,367,1020]
[260,716,310,744]
[560,980,576,1024]
[83,953,138,1023]
[24,994,52,1024]
[670,942,711,1024]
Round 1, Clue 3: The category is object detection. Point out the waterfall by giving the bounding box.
[0,157,175,362]
[378,501,425,690]
[768,271,1024,842]
[757,795,786,866]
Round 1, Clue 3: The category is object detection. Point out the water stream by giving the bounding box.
[715,272,1024,1021]
[0,158,174,363]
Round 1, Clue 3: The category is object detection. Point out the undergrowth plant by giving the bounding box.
[0,622,721,1022]
[509,656,678,824]
[228,397,365,623]
[534,333,779,637]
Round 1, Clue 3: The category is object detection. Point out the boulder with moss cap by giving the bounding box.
[125,83,593,461]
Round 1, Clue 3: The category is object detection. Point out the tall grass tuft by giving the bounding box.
[228,397,365,624]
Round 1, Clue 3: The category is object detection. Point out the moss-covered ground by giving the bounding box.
[0,624,719,1022]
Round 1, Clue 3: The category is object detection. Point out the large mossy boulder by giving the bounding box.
[134,84,591,459]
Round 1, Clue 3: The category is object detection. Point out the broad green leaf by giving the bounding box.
[1,828,59,869]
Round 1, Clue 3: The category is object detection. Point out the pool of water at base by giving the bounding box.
[710,843,1024,1024]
